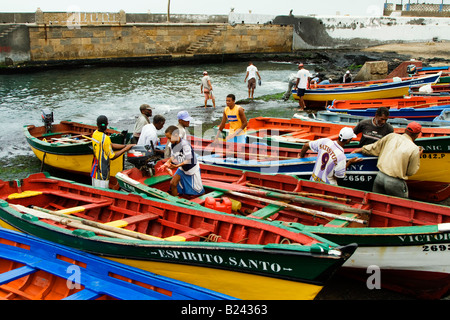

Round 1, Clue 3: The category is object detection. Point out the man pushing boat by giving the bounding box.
[164,125,204,197]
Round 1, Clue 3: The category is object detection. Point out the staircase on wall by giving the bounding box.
[185,24,227,54]
[0,24,20,40]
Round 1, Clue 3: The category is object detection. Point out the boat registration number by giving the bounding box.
[421,153,446,159]
[423,244,450,252]
[343,175,373,182]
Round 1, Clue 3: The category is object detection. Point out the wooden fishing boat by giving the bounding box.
[329,96,450,110]
[291,73,441,106]
[197,146,450,203]
[0,228,234,300]
[327,105,450,122]
[116,163,450,299]
[227,116,450,149]
[313,73,441,90]
[293,111,450,127]
[0,173,356,300]
[24,116,129,179]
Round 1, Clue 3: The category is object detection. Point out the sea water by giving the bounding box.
[0,60,303,175]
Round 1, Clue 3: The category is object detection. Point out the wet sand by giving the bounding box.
[363,41,450,62]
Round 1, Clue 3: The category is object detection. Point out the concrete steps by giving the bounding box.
[186,24,227,54]
[0,24,20,39]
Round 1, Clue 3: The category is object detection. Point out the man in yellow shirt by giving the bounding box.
[352,121,423,198]
[214,94,248,144]
[91,115,134,188]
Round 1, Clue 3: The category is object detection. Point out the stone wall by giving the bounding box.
[27,23,293,61]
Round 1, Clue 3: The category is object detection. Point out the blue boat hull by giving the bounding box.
[327,105,450,121]
[0,228,235,300]
[199,153,379,191]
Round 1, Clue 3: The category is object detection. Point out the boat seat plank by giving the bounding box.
[0,266,36,285]
[201,174,240,183]
[247,204,283,219]
[63,289,101,300]
[165,228,212,241]
[44,190,109,204]
[143,175,172,187]
[109,204,163,217]
[323,213,363,228]
[190,191,226,204]
[104,213,159,228]
[56,200,113,215]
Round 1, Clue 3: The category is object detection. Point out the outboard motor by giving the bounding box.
[406,64,417,77]
[127,143,162,176]
[41,108,54,133]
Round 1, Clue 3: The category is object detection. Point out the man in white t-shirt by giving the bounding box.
[299,127,361,185]
[294,63,311,111]
[200,71,215,108]
[244,61,261,99]
[137,115,165,155]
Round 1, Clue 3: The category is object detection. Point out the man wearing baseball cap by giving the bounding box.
[299,127,361,186]
[352,121,423,198]
[176,110,192,140]
[164,111,193,158]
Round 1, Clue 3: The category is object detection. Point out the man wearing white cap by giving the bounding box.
[343,70,352,83]
[164,111,193,158]
[299,127,361,186]
[176,110,192,139]
[200,71,215,108]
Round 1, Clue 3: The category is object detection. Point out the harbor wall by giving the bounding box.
[26,23,292,62]
[1,10,450,67]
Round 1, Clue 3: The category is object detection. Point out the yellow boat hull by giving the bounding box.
[107,257,324,300]
[411,153,450,183]
[293,87,410,102]
[30,146,124,176]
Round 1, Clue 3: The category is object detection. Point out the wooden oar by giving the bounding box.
[246,183,352,203]
[226,191,368,225]
[202,179,371,216]
[12,204,164,241]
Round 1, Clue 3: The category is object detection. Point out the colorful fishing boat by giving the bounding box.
[326,105,450,122]
[0,228,235,300]
[116,163,450,299]
[225,116,450,149]
[0,173,356,300]
[196,147,450,203]
[328,96,450,110]
[24,113,129,185]
[293,110,450,127]
[291,73,441,106]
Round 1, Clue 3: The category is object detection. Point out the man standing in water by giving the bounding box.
[244,62,261,99]
[214,94,248,144]
[91,115,134,188]
[294,63,311,111]
[200,71,215,108]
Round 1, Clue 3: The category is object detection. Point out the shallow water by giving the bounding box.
[0,61,302,160]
